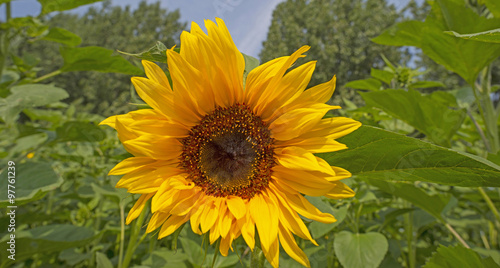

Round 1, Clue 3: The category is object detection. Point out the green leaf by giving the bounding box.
[55,121,106,142]
[371,68,393,85]
[242,53,260,87]
[344,78,382,91]
[423,245,500,268]
[118,41,168,64]
[0,224,97,264]
[38,0,102,14]
[95,252,114,268]
[41,27,82,46]
[445,29,500,43]
[360,89,466,146]
[334,231,388,268]
[60,46,143,75]
[0,162,63,208]
[484,0,500,18]
[319,126,500,187]
[366,180,449,221]
[373,1,500,85]
[409,81,446,89]
[141,248,188,268]
[0,84,68,124]
[309,205,348,238]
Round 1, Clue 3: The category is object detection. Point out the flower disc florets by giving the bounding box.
[180,103,275,199]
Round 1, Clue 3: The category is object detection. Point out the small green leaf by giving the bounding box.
[370,68,393,85]
[119,41,169,63]
[95,252,114,268]
[361,89,466,146]
[334,231,388,268]
[55,121,106,142]
[409,81,445,89]
[0,84,68,124]
[41,27,82,46]
[242,53,260,87]
[60,46,143,75]
[38,0,102,14]
[319,126,500,187]
[141,248,188,267]
[423,245,500,268]
[344,78,382,91]
[0,162,63,207]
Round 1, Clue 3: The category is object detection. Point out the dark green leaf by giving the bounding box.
[344,78,382,91]
[366,180,449,221]
[334,231,388,268]
[41,27,82,46]
[55,121,106,142]
[0,224,97,264]
[371,68,393,85]
[95,252,113,268]
[0,84,68,124]
[319,126,500,187]
[423,245,500,268]
[141,248,188,268]
[361,89,466,146]
[118,41,168,63]
[38,0,102,14]
[0,162,63,208]
[60,46,143,75]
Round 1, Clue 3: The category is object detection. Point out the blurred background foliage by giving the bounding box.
[0,0,500,267]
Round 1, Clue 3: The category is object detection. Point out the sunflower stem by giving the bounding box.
[118,202,126,268]
[122,200,148,268]
[478,187,500,230]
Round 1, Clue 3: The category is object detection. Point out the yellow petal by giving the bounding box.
[146,212,170,233]
[126,193,154,224]
[158,214,189,239]
[238,215,255,250]
[123,135,182,160]
[273,168,336,196]
[142,60,172,90]
[324,181,355,199]
[249,192,278,256]
[200,199,218,233]
[109,157,157,175]
[279,224,311,268]
[226,196,247,219]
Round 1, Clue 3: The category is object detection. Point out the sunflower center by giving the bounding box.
[180,104,275,199]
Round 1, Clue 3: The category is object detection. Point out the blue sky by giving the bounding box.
[1,0,412,58]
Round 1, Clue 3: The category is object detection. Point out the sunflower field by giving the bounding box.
[1,0,500,268]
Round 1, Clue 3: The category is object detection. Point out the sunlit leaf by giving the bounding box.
[242,53,259,87]
[60,46,143,75]
[118,41,168,63]
[319,126,500,187]
[409,81,445,89]
[38,0,102,14]
[360,89,466,146]
[0,84,68,125]
[445,29,500,43]
[334,231,388,268]
[344,78,382,91]
[423,245,500,268]
[41,27,82,46]
[370,68,393,85]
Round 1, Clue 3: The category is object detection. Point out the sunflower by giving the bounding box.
[101,18,361,267]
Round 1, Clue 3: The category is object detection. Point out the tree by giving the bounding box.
[259,0,403,103]
[19,0,186,116]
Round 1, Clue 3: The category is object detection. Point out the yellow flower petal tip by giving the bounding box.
[102,18,361,268]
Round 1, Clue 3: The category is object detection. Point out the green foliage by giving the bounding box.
[334,231,388,268]
[423,245,500,268]
[38,0,102,14]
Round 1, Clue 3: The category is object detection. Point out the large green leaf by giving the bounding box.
[38,0,102,14]
[367,180,449,221]
[0,224,97,264]
[423,245,500,268]
[41,27,82,46]
[446,29,500,44]
[360,89,466,146]
[0,84,68,124]
[344,78,382,91]
[334,231,388,268]
[373,0,500,85]
[60,46,143,75]
[0,162,63,208]
[319,126,500,187]
[141,248,188,268]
